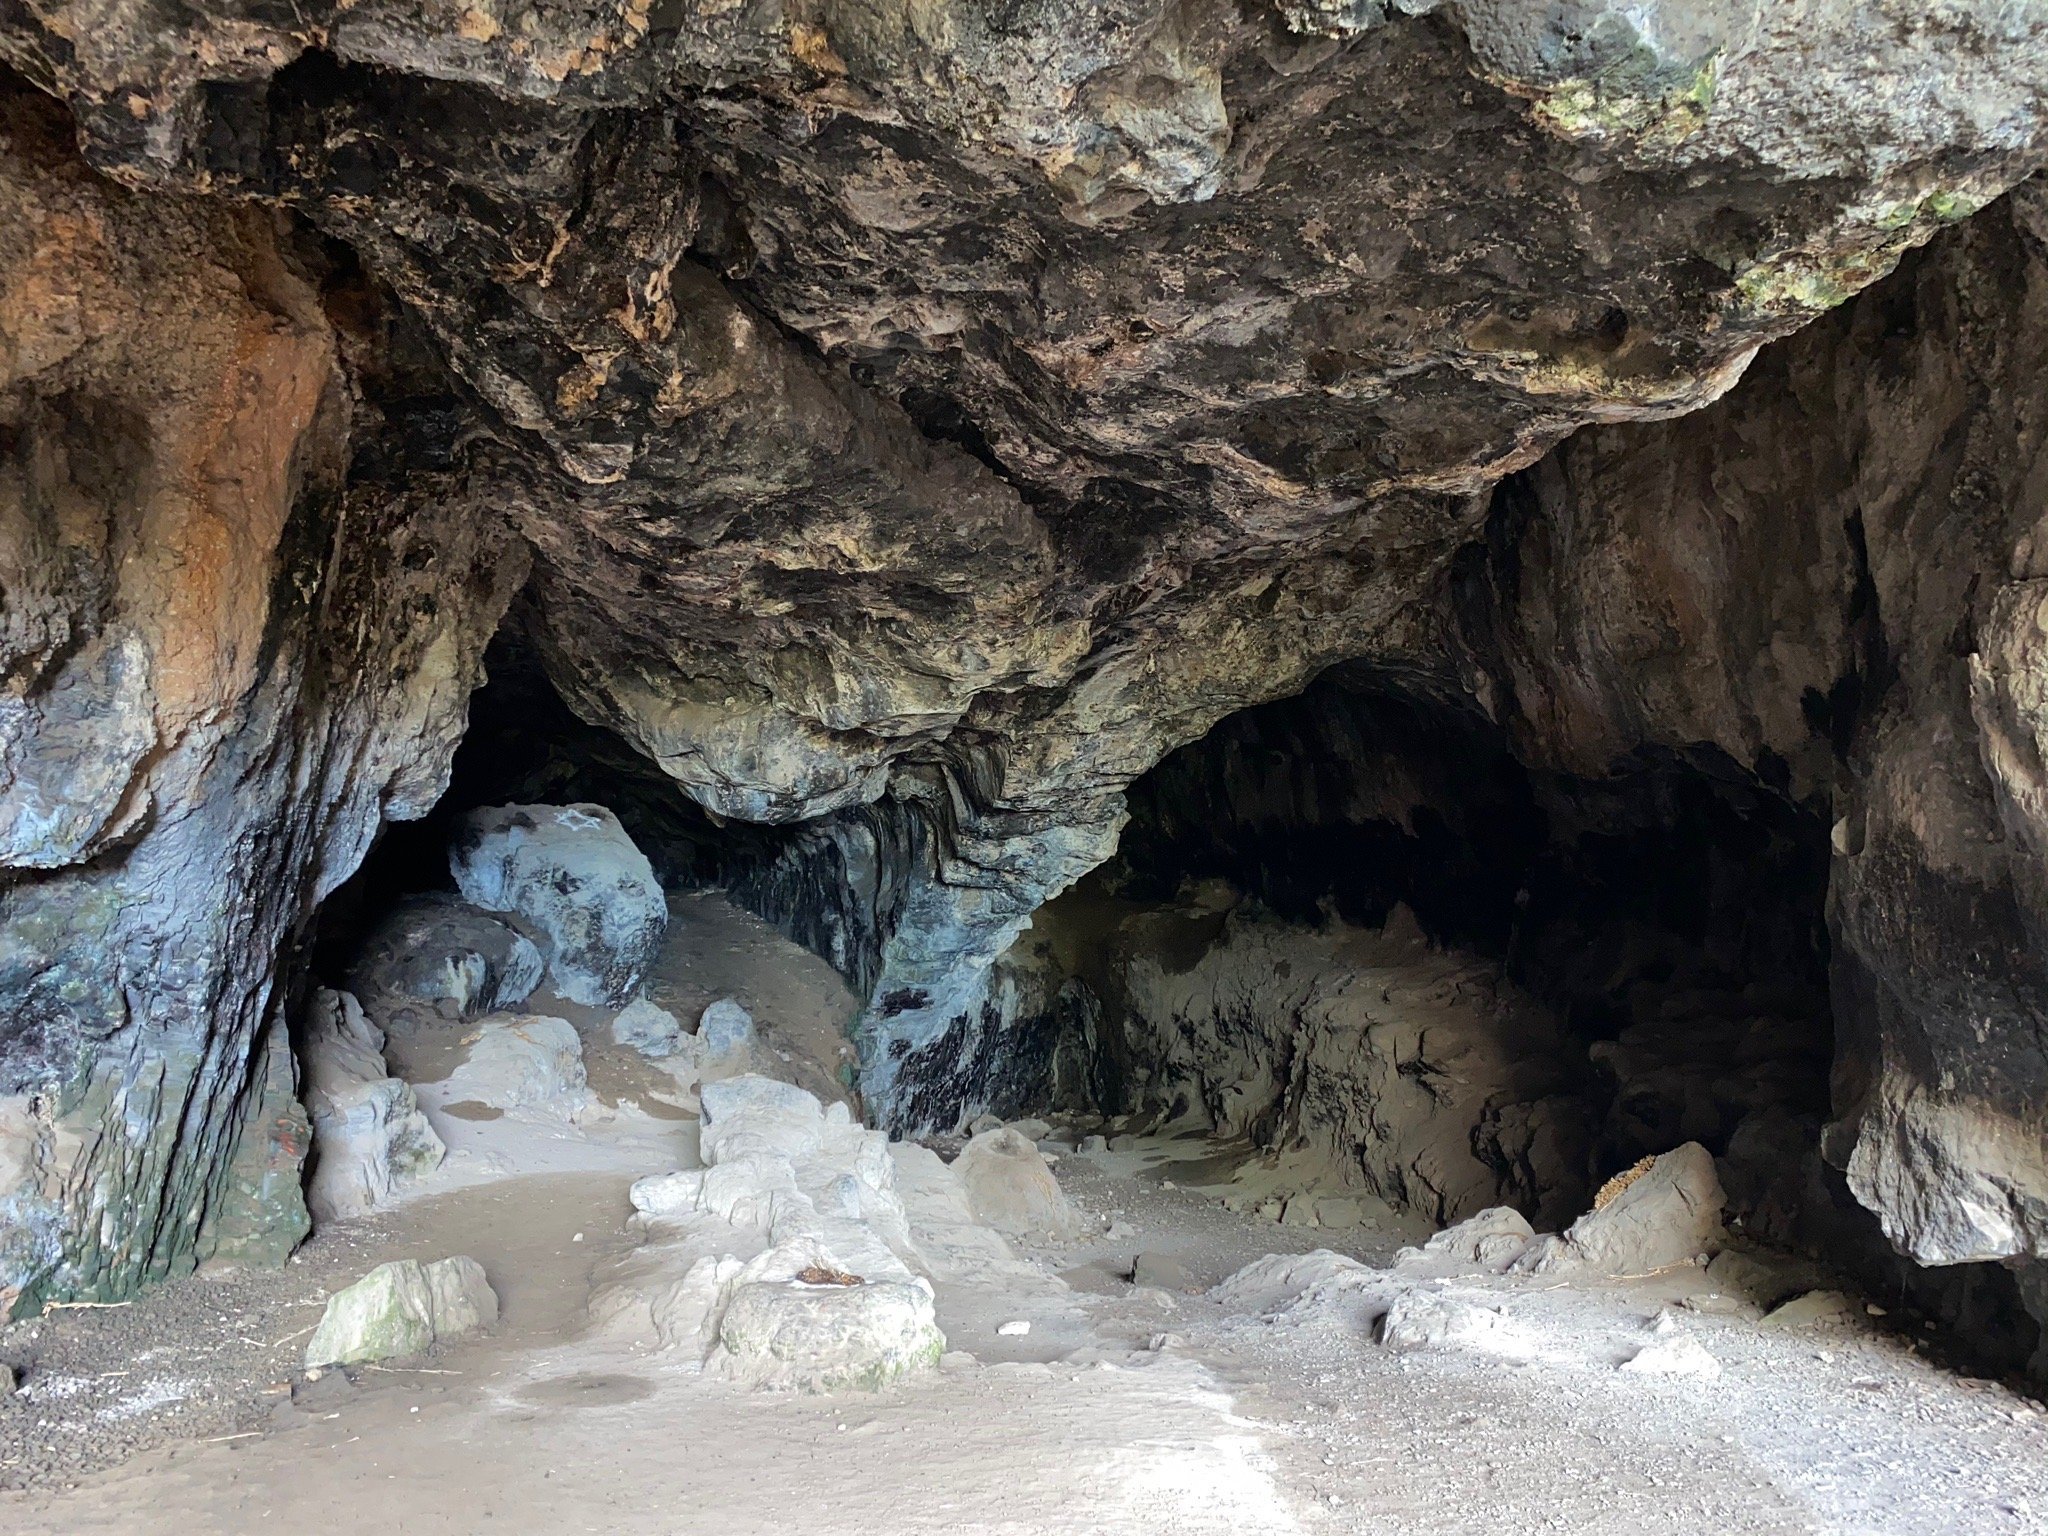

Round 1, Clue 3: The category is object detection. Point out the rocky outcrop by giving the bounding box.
[0,84,524,1307]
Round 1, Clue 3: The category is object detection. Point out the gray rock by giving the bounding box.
[698,998,757,1060]
[1517,1144,1725,1277]
[612,997,685,1058]
[716,1279,944,1392]
[1763,1289,1863,1330]
[1421,1207,1537,1272]
[348,895,543,1019]
[450,804,666,1007]
[442,1014,591,1113]
[304,1256,499,1368]
[302,989,445,1222]
[1620,1334,1721,1379]
[1377,1291,1536,1361]
[0,1362,14,1400]
[953,1127,1082,1239]
[1130,1252,1199,1292]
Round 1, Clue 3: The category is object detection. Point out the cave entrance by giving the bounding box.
[998,664,1837,1236]
[296,623,864,1230]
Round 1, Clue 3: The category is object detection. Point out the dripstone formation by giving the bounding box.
[3,0,2048,1369]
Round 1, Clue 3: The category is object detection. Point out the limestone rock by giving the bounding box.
[1418,1207,1537,1272]
[716,1278,944,1392]
[442,1015,591,1114]
[349,896,543,1020]
[698,998,757,1061]
[303,989,445,1222]
[1130,1253,1199,1292]
[952,1128,1082,1240]
[304,1256,498,1368]
[1763,1290,1863,1330]
[1377,1291,1537,1362]
[450,804,666,1007]
[1517,1144,1725,1277]
[612,997,685,1059]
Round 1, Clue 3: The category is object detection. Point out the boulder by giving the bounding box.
[443,1014,591,1113]
[304,1256,499,1367]
[698,998,756,1059]
[1377,1291,1537,1361]
[302,989,445,1222]
[450,804,666,1006]
[1418,1206,1536,1271]
[1516,1144,1724,1277]
[716,1277,944,1391]
[1763,1289,1863,1330]
[348,895,543,1019]
[952,1127,1081,1239]
[1131,1252,1199,1292]
[613,997,686,1058]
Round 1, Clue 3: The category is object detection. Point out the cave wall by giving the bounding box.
[1460,189,2048,1276]
[0,86,524,1309]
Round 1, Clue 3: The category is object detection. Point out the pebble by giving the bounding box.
[997,1320,1031,1337]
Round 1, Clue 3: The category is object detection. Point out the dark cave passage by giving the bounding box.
[996,666,1841,1232]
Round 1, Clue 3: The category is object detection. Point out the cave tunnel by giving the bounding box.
[311,608,2039,1371]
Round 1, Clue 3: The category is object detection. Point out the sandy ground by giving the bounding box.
[3,895,2045,1533]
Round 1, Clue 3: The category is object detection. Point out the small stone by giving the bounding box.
[0,1362,14,1399]
[699,997,756,1059]
[967,1112,1004,1136]
[1620,1333,1722,1379]
[1007,1117,1052,1142]
[1078,1135,1109,1155]
[997,1319,1032,1337]
[1256,1200,1283,1221]
[1148,1332,1185,1351]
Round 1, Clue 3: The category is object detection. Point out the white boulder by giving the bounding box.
[303,989,445,1222]
[1620,1334,1722,1379]
[1377,1290,1537,1361]
[717,1277,944,1391]
[450,804,666,1006]
[304,1256,498,1368]
[443,1014,592,1113]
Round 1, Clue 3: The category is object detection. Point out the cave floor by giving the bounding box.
[2,899,2045,1533]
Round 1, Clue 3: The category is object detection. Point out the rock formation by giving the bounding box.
[2,0,2048,1376]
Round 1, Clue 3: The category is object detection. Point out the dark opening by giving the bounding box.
[1003,664,1838,1230]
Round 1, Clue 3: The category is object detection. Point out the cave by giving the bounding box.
[1006,666,1840,1226]
[8,7,2048,1529]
